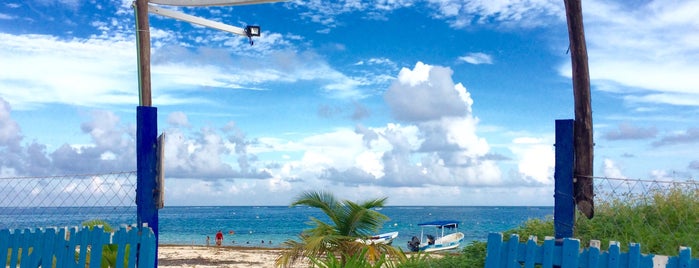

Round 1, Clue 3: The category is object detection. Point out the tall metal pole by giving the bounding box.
[564,0,594,219]
[134,0,158,266]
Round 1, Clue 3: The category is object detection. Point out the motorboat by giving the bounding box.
[407,220,464,252]
[356,231,399,245]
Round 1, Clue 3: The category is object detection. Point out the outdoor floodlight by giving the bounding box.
[245,25,261,37]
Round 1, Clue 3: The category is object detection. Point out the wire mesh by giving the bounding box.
[583,176,699,256]
[0,171,137,229]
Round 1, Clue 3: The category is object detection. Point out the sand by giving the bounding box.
[158,245,445,267]
[158,245,304,268]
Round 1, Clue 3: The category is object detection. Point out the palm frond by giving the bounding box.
[277,191,398,268]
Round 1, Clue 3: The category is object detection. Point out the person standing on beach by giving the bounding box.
[206,236,210,246]
[215,230,223,246]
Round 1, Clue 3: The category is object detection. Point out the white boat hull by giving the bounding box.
[419,232,464,252]
[356,231,399,245]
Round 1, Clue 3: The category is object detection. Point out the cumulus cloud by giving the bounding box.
[509,136,554,185]
[300,61,509,188]
[167,112,190,128]
[163,120,271,180]
[349,62,501,187]
[0,100,135,176]
[385,62,471,122]
[602,158,626,179]
[0,98,22,149]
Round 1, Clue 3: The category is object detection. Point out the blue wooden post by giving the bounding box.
[554,119,575,239]
[137,105,158,267]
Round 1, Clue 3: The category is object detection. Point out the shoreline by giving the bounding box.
[158,244,292,268]
[158,244,451,268]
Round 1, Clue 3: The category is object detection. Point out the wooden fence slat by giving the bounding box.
[9,229,22,268]
[485,233,699,268]
[506,234,519,268]
[139,228,157,268]
[1,226,155,268]
[524,236,538,268]
[541,236,554,268]
[607,241,621,268]
[88,226,104,268]
[40,228,57,267]
[678,246,691,268]
[585,240,601,268]
[0,229,10,266]
[561,238,580,268]
[54,227,72,268]
[113,229,128,268]
[485,232,503,268]
[128,228,140,268]
[628,243,640,268]
[19,228,39,267]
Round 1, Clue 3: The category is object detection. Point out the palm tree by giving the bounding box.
[275,191,405,267]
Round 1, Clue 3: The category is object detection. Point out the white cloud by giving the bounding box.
[560,0,699,107]
[603,158,626,179]
[0,98,22,148]
[509,136,554,185]
[385,62,470,121]
[167,112,191,128]
[459,52,493,65]
[0,33,136,110]
[426,0,564,28]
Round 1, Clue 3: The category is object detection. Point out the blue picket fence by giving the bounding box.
[485,232,699,268]
[1,226,156,268]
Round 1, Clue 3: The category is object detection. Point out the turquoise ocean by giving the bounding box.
[158,206,552,250]
[2,206,553,251]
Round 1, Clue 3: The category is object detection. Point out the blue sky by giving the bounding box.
[1,0,698,206]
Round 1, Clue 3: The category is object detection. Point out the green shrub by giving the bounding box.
[405,185,699,266]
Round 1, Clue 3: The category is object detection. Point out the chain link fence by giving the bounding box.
[0,171,137,229]
[583,176,699,256]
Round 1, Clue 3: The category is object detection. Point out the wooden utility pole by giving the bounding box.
[564,0,594,219]
[135,1,159,267]
[135,0,152,107]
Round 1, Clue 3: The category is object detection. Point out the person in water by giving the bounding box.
[215,230,223,246]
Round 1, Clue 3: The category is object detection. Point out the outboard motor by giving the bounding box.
[426,234,435,245]
[407,236,421,252]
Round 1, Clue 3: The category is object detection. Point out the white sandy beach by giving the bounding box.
[158,245,446,267]
[158,245,305,268]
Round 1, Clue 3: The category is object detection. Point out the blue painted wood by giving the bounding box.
[561,238,580,268]
[524,236,538,268]
[0,226,155,268]
[139,228,157,267]
[10,229,21,268]
[608,241,621,268]
[554,119,575,239]
[0,229,9,266]
[628,243,641,268]
[506,234,519,268]
[136,106,159,256]
[542,236,555,267]
[485,232,699,268]
[485,232,503,268]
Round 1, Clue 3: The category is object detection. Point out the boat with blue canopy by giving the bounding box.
[407,220,464,252]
